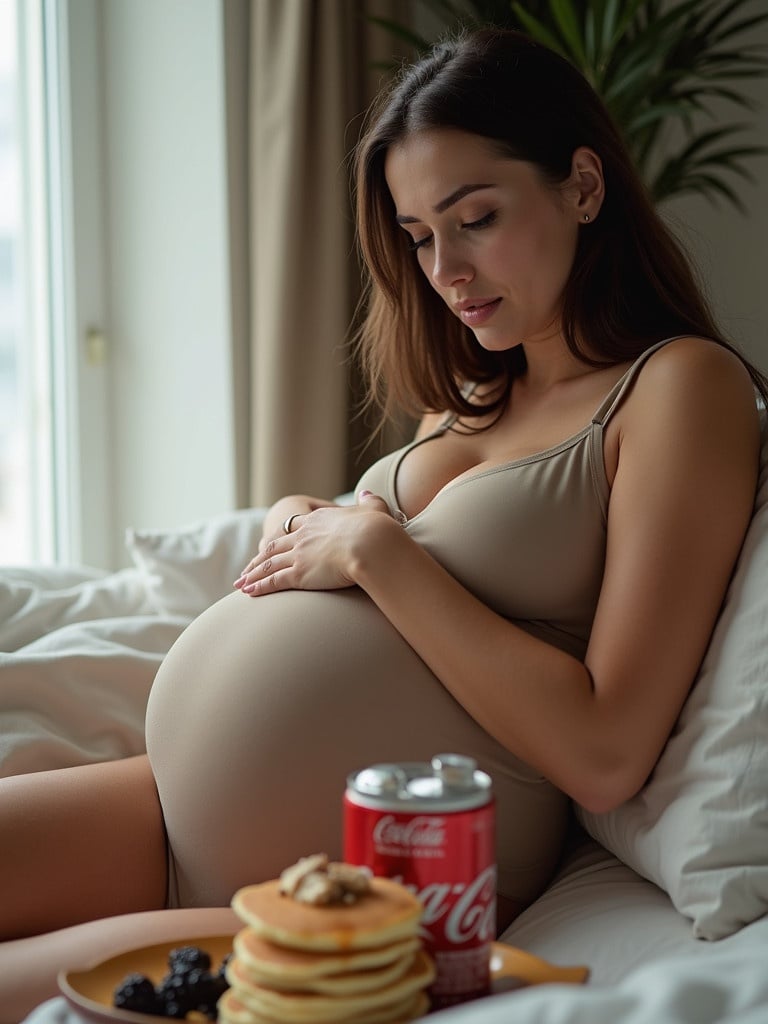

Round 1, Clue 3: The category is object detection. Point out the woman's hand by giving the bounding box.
[257,494,338,554]
[234,491,397,595]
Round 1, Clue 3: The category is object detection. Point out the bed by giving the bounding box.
[7,412,768,1023]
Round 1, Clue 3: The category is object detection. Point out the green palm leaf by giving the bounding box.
[510,3,571,59]
[548,0,589,66]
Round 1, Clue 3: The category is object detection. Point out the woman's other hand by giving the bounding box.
[255,494,339,556]
[234,491,399,595]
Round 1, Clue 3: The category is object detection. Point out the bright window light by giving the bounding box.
[0,0,56,563]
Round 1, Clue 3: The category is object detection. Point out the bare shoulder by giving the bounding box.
[623,336,760,447]
[634,335,756,400]
[608,334,761,565]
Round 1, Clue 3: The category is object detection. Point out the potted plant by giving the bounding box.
[369,0,768,211]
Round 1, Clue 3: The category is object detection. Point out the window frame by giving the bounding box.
[15,0,112,565]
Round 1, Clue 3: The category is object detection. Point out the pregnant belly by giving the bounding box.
[144,588,561,908]
[146,587,446,764]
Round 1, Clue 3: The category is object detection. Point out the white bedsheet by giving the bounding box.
[21,922,768,1024]
[0,506,268,778]
[0,565,189,777]
[438,934,768,1023]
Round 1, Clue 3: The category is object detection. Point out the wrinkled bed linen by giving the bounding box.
[0,567,188,776]
[21,918,768,1024]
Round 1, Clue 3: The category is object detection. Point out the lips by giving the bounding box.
[455,298,502,326]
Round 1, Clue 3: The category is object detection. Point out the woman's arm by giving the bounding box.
[241,340,760,813]
[256,494,339,554]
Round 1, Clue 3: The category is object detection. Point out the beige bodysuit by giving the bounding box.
[145,340,674,911]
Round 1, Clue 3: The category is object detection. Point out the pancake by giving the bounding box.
[218,988,430,1024]
[218,979,431,1024]
[224,949,434,1023]
[232,876,423,953]
[233,927,420,992]
[221,860,433,1024]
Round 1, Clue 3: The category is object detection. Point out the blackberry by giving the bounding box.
[201,968,228,1004]
[113,972,163,1014]
[112,945,228,1018]
[167,944,211,975]
[157,971,196,1014]
[188,967,226,1005]
[218,952,232,979]
[163,1002,186,1020]
[158,966,226,1016]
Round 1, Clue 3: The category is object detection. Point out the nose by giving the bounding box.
[430,240,474,289]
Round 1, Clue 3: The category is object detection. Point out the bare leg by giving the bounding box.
[0,906,239,1024]
[0,755,167,941]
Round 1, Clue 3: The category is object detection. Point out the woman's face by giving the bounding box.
[384,128,583,352]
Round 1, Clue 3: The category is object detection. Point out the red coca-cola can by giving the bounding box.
[343,753,495,1009]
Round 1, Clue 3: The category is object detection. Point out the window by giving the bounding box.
[0,0,55,562]
[0,0,28,560]
[0,0,109,566]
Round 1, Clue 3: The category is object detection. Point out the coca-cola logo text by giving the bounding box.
[393,865,497,945]
[373,815,446,854]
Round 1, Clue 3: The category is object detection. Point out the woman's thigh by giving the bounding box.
[0,755,167,940]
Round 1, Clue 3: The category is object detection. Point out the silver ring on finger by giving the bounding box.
[283,513,301,535]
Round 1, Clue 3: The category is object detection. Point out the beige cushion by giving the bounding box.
[578,413,768,939]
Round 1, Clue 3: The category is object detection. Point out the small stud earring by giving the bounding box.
[583,214,590,223]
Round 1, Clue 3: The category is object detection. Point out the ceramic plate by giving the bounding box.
[59,935,589,1022]
[59,935,233,1023]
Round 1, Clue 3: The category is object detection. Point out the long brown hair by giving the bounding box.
[353,28,768,425]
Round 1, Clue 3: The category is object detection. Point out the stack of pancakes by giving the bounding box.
[218,871,434,1024]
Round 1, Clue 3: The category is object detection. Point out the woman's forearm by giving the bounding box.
[348,517,624,812]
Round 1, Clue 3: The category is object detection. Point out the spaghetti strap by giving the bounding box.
[592,336,688,428]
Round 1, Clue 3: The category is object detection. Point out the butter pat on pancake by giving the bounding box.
[232,876,423,952]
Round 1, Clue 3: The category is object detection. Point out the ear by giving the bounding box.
[568,146,605,224]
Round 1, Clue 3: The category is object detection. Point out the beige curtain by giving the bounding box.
[231,0,412,508]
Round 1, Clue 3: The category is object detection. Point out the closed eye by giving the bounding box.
[407,211,498,252]
[408,234,432,252]
[464,211,497,231]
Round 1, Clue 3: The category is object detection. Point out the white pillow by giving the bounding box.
[578,412,768,940]
[125,507,268,618]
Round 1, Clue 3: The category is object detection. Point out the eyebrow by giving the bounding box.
[395,183,495,224]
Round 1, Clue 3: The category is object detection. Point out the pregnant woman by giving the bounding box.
[1,27,765,1017]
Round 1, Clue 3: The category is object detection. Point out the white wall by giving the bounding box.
[664,13,768,374]
[100,0,235,565]
[670,186,768,375]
